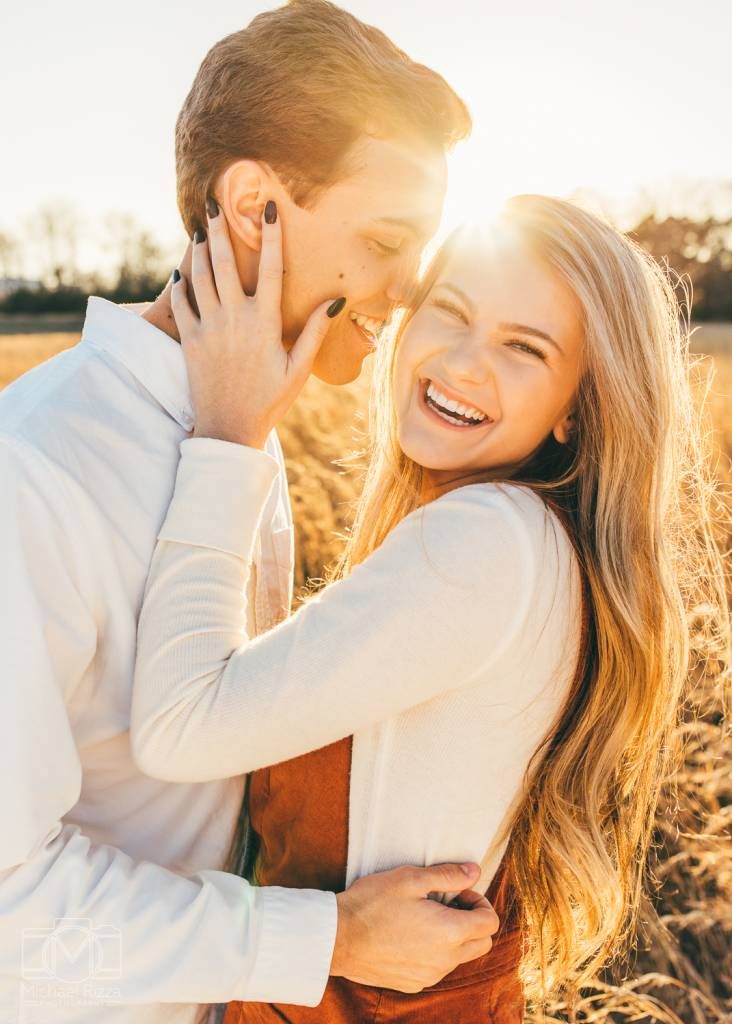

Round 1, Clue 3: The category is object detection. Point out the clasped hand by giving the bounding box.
[171,199,346,450]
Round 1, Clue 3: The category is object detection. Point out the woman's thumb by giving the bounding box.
[290,296,347,376]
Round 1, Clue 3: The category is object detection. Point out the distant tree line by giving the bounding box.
[1,199,730,320]
[0,277,171,314]
[630,215,732,321]
[0,205,173,314]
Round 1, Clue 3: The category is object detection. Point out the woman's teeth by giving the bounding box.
[426,381,488,427]
[350,311,384,341]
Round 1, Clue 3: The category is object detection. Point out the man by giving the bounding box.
[0,3,499,1022]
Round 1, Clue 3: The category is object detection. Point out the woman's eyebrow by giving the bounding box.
[432,282,476,315]
[434,285,564,356]
[498,322,563,355]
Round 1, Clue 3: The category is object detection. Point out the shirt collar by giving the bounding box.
[80,296,194,431]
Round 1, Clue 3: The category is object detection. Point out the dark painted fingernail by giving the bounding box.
[194,227,206,245]
[206,196,219,219]
[264,200,277,225]
[172,268,180,284]
[327,297,347,318]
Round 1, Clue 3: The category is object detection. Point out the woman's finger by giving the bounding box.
[190,228,220,316]
[205,198,244,308]
[289,296,346,379]
[170,270,200,349]
[255,199,283,314]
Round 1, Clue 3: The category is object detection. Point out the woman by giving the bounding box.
[130,195,729,1022]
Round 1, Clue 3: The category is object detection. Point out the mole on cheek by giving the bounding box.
[338,272,344,280]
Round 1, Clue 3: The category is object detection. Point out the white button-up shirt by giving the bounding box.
[0,297,337,1024]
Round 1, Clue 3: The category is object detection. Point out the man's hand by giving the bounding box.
[331,862,500,992]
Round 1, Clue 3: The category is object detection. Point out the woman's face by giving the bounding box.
[393,230,585,488]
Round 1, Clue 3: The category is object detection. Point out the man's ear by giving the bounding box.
[218,160,269,253]
[553,410,576,445]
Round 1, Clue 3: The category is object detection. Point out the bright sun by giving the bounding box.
[435,63,670,243]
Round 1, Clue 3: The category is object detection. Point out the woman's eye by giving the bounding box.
[430,297,469,324]
[508,340,547,361]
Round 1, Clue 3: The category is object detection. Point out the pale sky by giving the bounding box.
[2,0,731,273]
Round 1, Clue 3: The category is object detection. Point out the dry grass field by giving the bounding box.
[1,329,730,1022]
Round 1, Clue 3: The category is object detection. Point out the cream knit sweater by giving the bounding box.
[131,438,583,897]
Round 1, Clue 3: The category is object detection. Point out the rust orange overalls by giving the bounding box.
[225,498,589,1024]
[226,733,528,1019]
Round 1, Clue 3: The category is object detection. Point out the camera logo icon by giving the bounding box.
[22,918,122,984]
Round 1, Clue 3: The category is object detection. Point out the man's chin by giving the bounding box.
[311,349,372,386]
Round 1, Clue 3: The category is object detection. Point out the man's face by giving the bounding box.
[276,135,448,384]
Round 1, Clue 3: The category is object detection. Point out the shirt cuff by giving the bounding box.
[243,886,338,1006]
[159,437,280,561]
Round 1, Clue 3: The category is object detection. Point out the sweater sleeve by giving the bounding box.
[131,437,540,782]
[0,436,336,1008]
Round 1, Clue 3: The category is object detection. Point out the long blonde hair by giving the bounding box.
[335,195,731,1007]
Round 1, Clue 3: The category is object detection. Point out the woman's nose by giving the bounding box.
[442,332,495,386]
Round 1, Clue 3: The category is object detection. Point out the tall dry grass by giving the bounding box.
[2,330,731,1023]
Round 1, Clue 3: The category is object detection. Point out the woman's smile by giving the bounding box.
[417,377,495,432]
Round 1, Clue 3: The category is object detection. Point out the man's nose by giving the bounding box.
[385,274,411,308]
[385,249,421,307]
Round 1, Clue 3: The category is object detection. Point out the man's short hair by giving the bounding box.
[175,0,472,236]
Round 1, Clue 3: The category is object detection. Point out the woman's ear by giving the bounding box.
[553,410,575,445]
[218,160,268,252]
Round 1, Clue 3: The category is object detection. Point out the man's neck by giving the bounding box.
[142,282,182,343]
[141,235,258,343]
[141,241,197,343]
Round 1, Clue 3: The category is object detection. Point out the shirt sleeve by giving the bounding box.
[131,437,539,783]
[0,436,336,1008]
